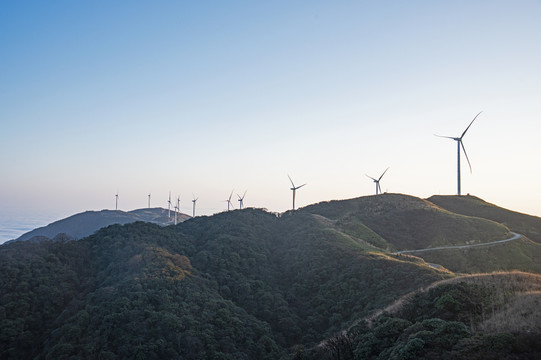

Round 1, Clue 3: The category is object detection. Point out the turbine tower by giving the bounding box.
[148,192,151,208]
[167,192,172,218]
[237,190,247,209]
[174,196,180,225]
[366,167,389,195]
[115,192,119,210]
[226,189,234,211]
[436,111,482,196]
[288,175,306,210]
[192,195,198,218]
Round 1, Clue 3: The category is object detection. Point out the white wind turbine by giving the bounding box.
[167,192,172,218]
[192,195,198,218]
[115,192,119,210]
[288,175,306,210]
[435,111,482,196]
[225,189,235,211]
[148,192,151,208]
[237,191,247,209]
[174,196,180,225]
[366,167,389,195]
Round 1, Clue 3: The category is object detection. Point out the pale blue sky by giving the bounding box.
[1,1,541,240]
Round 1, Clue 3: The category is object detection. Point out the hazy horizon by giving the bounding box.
[2,1,541,234]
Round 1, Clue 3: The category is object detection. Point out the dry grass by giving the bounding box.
[365,271,541,325]
[479,291,541,334]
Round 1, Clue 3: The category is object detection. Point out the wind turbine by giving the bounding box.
[192,195,198,217]
[288,175,306,210]
[435,111,482,196]
[167,192,172,218]
[174,196,180,225]
[237,190,247,209]
[366,167,389,195]
[115,192,119,210]
[225,189,235,211]
[148,192,151,208]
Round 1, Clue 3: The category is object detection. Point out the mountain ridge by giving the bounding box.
[9,207,190,243]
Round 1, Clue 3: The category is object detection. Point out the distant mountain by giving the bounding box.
[11,207,190,243]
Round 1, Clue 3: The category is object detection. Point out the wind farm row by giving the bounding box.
[112,112,482,220]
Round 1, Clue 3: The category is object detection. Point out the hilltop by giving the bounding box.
[10,207,190,243]
[301,194,510,251]
[299,193,541,274]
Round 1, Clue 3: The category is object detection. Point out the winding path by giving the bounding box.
[393,232,523,254]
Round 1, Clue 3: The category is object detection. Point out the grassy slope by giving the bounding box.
[302,193,510,251]
[406,236,541,274]
[427,195,541,243]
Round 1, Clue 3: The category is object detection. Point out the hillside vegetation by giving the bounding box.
[302,272,541,359]
[0,208,449,359]
[2,194,541,359]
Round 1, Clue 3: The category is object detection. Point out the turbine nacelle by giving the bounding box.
[237,191,247,209]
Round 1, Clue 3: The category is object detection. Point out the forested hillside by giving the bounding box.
[2,195,541,359]
[0,208,449,359]
[303,272,541,359]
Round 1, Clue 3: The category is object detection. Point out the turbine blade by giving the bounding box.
[378,167,389,181]
[287,174,295,188]
[461,140,473,173]
[460,111,482,139]
[435,134,456,140]
[297,183,306,189]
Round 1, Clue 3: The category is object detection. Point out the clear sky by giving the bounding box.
[1,0,541,237]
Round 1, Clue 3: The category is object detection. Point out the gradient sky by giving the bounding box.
[1,1,541,238]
